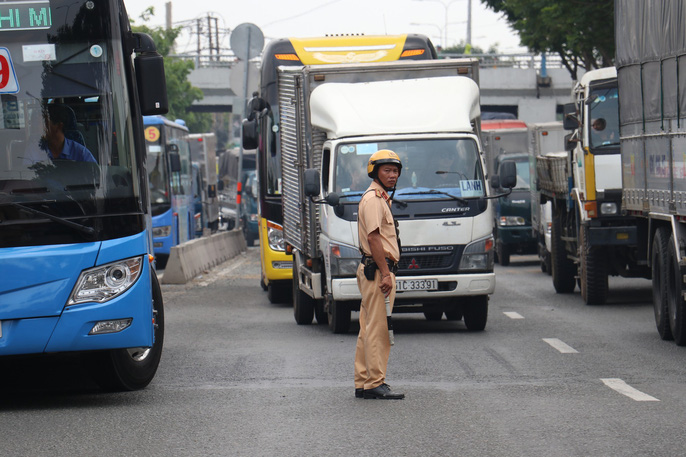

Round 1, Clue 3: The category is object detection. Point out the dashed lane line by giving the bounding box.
[601,378,660,402]
[503,311,524,319]
[543,338,579,354]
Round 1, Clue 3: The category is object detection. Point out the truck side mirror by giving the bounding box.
[169,153,181,173]
[562,102,579,130]
[490,174,501,189]
[133,33,169,115]
[242,119,258,150]
[304,168,320,197]
[564,133,577,151]
[498,160,517,189]
[217,180,224,191]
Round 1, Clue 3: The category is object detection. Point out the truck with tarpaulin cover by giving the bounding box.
[0,0,168,390]
[246,59,516,333]
[615,0,686,344]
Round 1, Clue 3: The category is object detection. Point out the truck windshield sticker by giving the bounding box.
[0,1,52,31]
[355,143,377,155]
[460,180,483,197]
[0,48,19,93]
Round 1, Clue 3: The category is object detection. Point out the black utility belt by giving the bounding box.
[361,255,398,280]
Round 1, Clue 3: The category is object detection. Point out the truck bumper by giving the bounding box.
[586,225,637,246]
[330,272,495,302]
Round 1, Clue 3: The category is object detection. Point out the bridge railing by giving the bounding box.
[171,53,564,71]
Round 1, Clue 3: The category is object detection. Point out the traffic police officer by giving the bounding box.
[354,149,405,400]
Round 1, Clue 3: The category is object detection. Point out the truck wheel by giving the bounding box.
[87,272,165,391]
[463,295,488,331]
[292,265,314,325]
[444,308,463,321]
[268,281,291,304]
[327,297,351,334]
[652,228,673,340]
[551,212,576,293]
[666,233,686,345]
[497,242,510,266]
[580,225,608,305]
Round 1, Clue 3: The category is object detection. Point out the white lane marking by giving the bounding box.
[543,338,579,354]
[503,312,524,319]
[601,378,660,402]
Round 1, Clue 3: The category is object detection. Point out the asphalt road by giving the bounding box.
[2,248,686,457]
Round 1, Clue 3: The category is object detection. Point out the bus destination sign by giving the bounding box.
[0,1,51,32]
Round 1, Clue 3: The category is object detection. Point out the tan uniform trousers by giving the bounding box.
[354,263,396,390]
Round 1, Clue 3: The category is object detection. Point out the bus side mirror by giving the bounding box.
[169,153,181,173]
[562,102,579,130]
[242,119,258,150]
[304,169,320,197]
[133,33,169,115]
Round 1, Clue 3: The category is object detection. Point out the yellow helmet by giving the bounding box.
[367,149,402,178]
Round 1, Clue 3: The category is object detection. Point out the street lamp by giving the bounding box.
[413,0,472,48]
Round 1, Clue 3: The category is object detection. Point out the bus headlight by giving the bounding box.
[330,242,360,277]
[267,223,286,251]
[459,236,494,271]
[68,256,143,305]
[152,225,171,238]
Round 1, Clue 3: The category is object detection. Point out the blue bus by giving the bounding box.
[0,0,167,391]
[144,116,194,267]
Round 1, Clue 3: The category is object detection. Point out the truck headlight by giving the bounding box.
[68,256,143,305]
[499,216,526,226]
[152,225,171,238]
[600,202,618,215]
[267,222,286,252]
[330,242,360,277]
[459,236,494,271]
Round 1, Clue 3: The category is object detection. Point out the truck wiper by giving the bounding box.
[395,189,469,205]
[6,202,95,236]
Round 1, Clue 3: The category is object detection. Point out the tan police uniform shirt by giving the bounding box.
[358,180,400,263]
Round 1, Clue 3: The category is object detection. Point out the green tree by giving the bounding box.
[131,8,212,133]
[481,0,614,80]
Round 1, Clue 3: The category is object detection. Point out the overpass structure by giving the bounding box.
[181,53,582,124]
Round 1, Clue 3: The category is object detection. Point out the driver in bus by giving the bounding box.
[23,104,96,164]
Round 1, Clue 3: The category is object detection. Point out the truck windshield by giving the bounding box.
[335,138,485,201]
[0,0,141,248]
[588,85,619,151]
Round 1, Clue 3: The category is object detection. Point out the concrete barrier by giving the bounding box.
[161,230,247,284]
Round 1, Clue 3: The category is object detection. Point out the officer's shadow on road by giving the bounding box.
[347,316,479,335]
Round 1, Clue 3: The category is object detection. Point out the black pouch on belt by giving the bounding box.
[361,256,377,280]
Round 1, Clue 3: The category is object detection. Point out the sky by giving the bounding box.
[122,0,528,55]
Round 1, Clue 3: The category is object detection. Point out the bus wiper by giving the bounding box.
[396,189,469,205]
[8,202,95,236]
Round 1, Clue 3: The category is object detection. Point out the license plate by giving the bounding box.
[396,279,438,292]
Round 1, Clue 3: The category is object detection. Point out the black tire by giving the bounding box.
[652,228,673,340]
[328,298,351,334]
[551,211,576,293]
[444,308,463,321]
[292,264,314,325]
[423,310,443,321]
[497,242,510,266]
[87,272,165,391]
[259,276,268,291]
[579,225,608,305]
[666,233,686,345]
[268,280,291,304]
[463,295,488,331]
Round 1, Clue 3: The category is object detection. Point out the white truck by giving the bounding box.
[538,67,649,305]
[615,0,686,344]
[277,59,516,333]
[528,122,565,274]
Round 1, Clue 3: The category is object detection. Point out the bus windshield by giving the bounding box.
[335,138,485,201]
[0,0,141,247]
